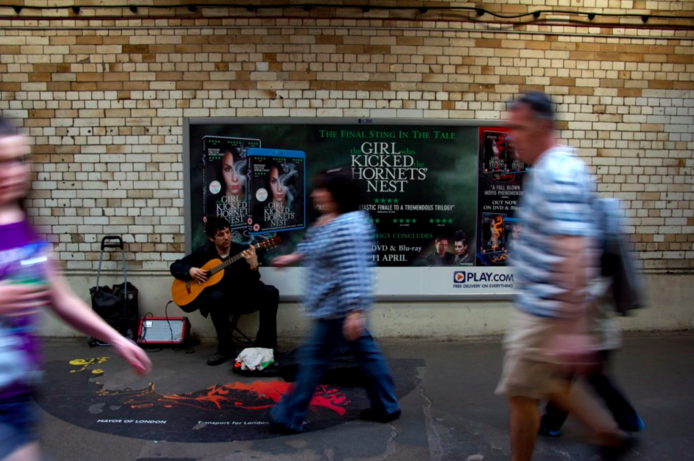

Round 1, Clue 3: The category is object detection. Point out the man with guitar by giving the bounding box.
[170,217,279,366]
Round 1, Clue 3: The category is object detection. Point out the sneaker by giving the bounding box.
[207,351,232,366]
[539,426,562,437]
[359,408,401,423]
[269,420,306,434]
[539,413,562,437]
[617,414,645,432]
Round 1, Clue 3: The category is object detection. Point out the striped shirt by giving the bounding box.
[512,145,601,319]
[296,210,375,319]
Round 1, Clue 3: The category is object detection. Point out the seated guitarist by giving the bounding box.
[170,217,279,366]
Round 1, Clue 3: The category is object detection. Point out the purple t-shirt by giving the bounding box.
[0,220,47,399]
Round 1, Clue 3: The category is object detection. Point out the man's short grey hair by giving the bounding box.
[509,91,554,123]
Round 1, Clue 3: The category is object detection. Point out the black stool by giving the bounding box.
[230,313,255,347]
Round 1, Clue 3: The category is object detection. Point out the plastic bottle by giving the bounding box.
[5,242,50,333]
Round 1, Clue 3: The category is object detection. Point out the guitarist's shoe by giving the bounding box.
[207,351,233,366]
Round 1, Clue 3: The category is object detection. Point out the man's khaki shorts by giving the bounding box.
[495,309,568,400]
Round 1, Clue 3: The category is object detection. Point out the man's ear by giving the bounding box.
[208,235,215,243]
[543,118,554,134]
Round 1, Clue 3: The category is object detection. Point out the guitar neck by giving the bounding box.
[208,244,258,276]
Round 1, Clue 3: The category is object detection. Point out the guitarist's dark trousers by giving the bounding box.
[203,282,279,354]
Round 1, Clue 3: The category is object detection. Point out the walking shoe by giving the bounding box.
[359,408,401,423]
[635,415,646,432]
[269,420,306,434]
[617,414,646,432]
[539,426,562,437]
[207,351,232,366]
[539,414,562,437]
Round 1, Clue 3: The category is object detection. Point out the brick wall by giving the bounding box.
[0,0,692,272]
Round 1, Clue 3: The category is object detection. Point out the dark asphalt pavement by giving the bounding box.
[35,332,694,461]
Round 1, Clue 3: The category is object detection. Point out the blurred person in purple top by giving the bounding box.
[269,167,400,433]
[0,117,152,461]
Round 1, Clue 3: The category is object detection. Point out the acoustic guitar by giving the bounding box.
[171,237,281,311]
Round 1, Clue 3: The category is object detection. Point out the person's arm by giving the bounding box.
[46,261,152,376]
[545,237,598,373]
[539,157,598,320]
[271,252,304,268]
[170,254,194,280]
[540,159,600,369]
[0,282,51,317]
[170,246,209,284]
[271,231,311,268]
[240,245,259,271]
[228,243,260,283]
[552,234,591,317]
[332,220,374,340]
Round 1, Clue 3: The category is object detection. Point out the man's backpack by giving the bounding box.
[596,198,647,316]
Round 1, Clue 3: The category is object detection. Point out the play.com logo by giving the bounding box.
[454,271,514,284]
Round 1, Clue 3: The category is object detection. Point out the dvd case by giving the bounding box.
[247,148,306,234]
[202,136,261,230]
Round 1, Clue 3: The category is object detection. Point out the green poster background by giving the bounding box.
[188,122,478,267]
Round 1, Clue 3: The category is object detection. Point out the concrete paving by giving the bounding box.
[35,332,694,461]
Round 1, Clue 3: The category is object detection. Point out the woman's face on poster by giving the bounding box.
[270,166,286,205]
[454,240,467,256]
[222,150,243,197]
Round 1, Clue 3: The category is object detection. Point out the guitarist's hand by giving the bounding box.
[189,267,208,284]
[241,246,259,271]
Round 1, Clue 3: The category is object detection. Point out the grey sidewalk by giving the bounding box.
[37,333,694,461]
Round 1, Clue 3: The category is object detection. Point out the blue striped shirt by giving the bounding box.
[512,145,601,319]
[296,210,375,319]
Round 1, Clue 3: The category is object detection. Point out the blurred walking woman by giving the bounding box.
[0,118,151,461]
[269,167,400,433]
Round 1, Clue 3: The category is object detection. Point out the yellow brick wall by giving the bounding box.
[0,1,692,272]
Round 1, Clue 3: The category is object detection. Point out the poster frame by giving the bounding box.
[183,117,512,301]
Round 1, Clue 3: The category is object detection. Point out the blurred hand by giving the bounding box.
[241,246,258,270]
[343,311,365,341]
[0,282,51,317]
[111,337,152,377]
[271,253,302,269]
[546,332,599,375]
[189,267,208,284]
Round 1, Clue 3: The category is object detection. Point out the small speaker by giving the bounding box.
[138,317,191,345]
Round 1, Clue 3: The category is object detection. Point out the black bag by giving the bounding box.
[88,237,140,346]
[596,198,647,316]
[90,282,139,322]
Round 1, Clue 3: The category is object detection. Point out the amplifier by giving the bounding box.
[138,317,191,345]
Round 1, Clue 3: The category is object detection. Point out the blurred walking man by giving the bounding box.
[496,92,629,460]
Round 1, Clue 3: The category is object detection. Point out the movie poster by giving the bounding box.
[247,149,306,234]
[200,136,261,246]
[476,127,526,267]
[188,124,478,267]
